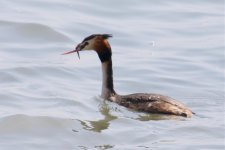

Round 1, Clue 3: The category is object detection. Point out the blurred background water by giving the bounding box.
[0,0,224,149]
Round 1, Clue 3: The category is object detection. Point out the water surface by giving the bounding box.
[0,0,224,149]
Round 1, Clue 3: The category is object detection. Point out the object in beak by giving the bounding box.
[62,44,81,59]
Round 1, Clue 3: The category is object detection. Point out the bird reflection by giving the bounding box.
[78,101,117,132]
[76,100,186,133]
[135,113,186,121]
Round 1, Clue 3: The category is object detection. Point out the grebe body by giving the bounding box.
[63,34,194,117]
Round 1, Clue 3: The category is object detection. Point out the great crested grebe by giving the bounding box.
[63,34,194,117]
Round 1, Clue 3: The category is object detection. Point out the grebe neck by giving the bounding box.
[101,59,116,99]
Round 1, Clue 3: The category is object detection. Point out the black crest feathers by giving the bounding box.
[102,34,112,39]
[82,34,112,42]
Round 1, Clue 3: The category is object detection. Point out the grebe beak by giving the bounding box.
[62,44,81,59]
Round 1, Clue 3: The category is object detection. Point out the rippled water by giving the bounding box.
[0,0,224,149]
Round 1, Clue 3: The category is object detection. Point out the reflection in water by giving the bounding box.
[78,101,117,132]
[78,145,114,150]
[95,145,114,150]
[77,98,186,133]
[135,113,186,121]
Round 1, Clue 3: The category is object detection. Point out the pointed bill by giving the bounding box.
[62,49,80,59]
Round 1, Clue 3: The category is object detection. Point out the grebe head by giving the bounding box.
[63,34,112,57]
